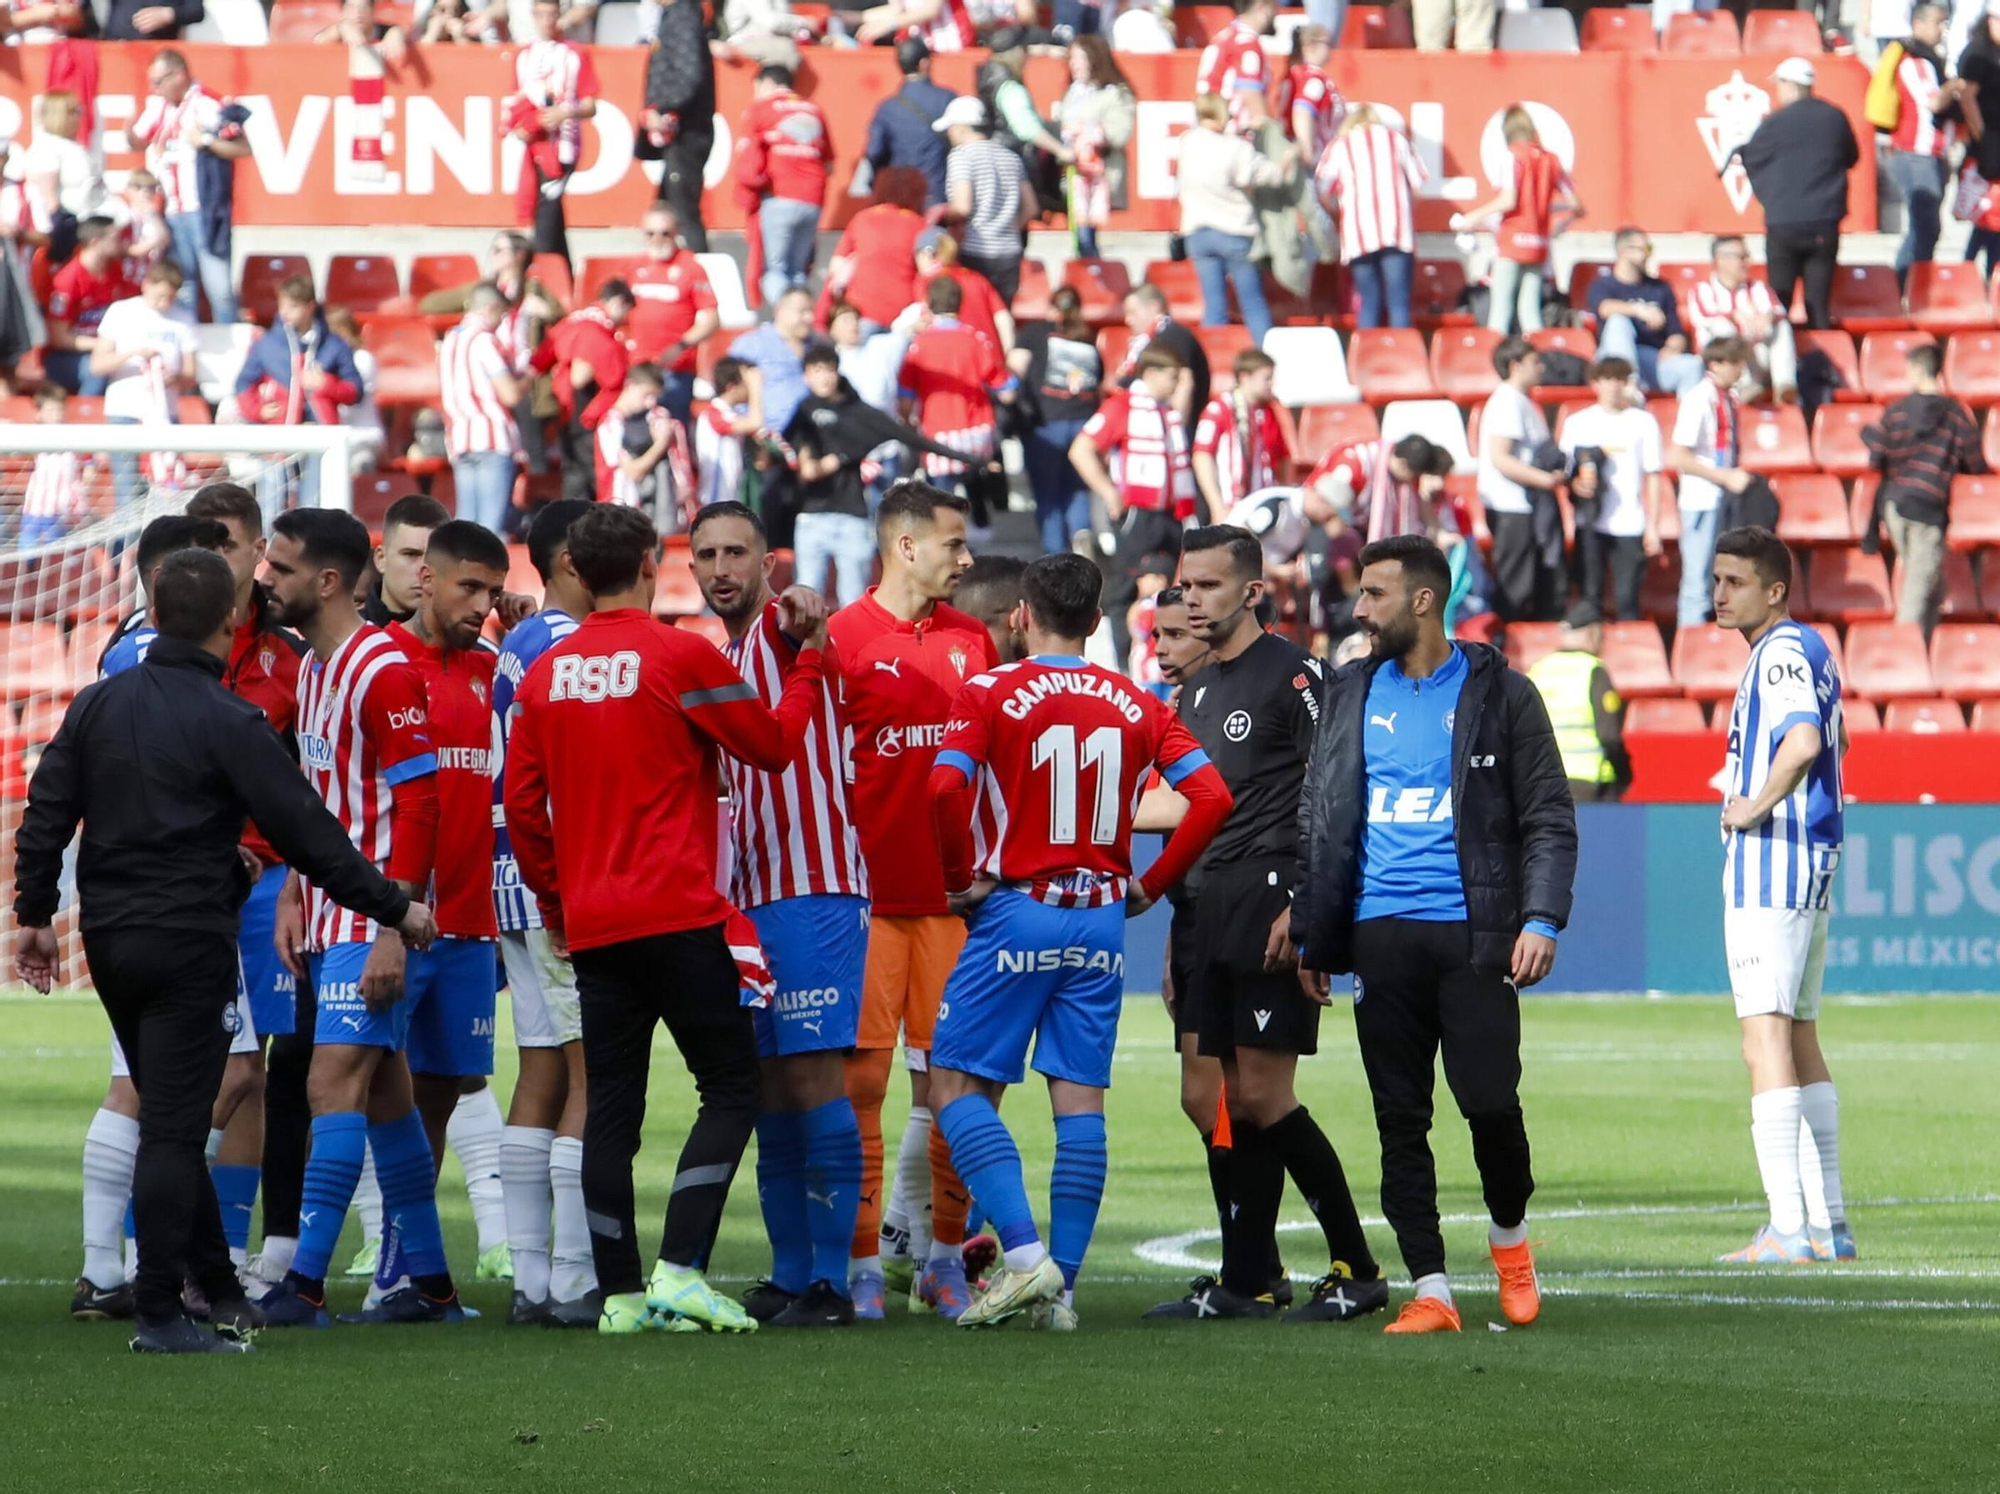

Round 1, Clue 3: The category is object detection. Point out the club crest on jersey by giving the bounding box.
[259,645,277,673]
[949,645,969,677]
[470,678,487,705]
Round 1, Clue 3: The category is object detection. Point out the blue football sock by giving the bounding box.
[936,1096,1038,1253]
[292,1112,366,1283]
[800,1097,862,1293]
[755,1112,811,1294]
[368,1110,449,1281]
[965,1202,989,1238]
[1050,1113,1108,1293]
[123,1199,136,1242]
[211,1164,261,1254]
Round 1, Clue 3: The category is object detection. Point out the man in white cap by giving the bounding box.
[938,93,1036,307]
[1734,57,1860,331]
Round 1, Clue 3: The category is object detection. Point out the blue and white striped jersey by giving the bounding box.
[491,606,577,932]
[99,623,158,678]
[1723,619,1844,911]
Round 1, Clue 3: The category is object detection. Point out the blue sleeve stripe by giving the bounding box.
[384,752,438,786]
[1524,919,1559,941]
[1768,710,1821,746]
[1160,748,1211,787]
[935,749,977,782]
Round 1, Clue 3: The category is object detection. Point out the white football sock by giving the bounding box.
[1798,1081,1845,1227]
[884,1108,933,1260]
[449,1087,509,1254]
[1488,1220,1528,1249]
[1001,1241,1048,1273]
[1413,1271,1453,1306]
[257,1234,297,1277]
[1750,1086,1807,1235]
[501,1126,556,1303]
[82,1108,139,1289]
[928,1238,963,1265]
[849,1254,882,1281]
[354,1143,383,1243]
[205,1127,224,1164]
[549,1135,597,1302]
[124,1235,139,1284]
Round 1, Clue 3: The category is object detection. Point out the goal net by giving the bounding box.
[0,422,357,989]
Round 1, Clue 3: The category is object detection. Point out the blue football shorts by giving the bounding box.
[312,936,497,1076]
[749,893,869,1059]
[238,862,298,1037]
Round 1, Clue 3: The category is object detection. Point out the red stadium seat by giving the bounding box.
[1173,6,1232,44]
[1843,621,1934,698]
[1626,698,1706,732]
[1945,473,2000,549]
[1503,621,1562,674]
[1908,262,1993,331]
[0,550,108,620]
[1844,698,1882,731]
[1738,404,1814,474]
[1943,330,2000,404]
[1803,548,1894,621]
[0,622,71,698]
[1931,623,2000,698]
[1884,699,1967,732]
[1743,7,1824,52]
[1900,549,1984,618]
[1195,325,1256,387]
[1811,403,1886,477]
[1295,402,1380,461]
[1061,260,1133,326]
[1430,327,1502,404]
[409,253,479,303]
[579,255,642,304]
[1410,259,1469,328]
[1848,474,1879,541]
[1349,328,1440,402]
[365,317,441,406]
[1581,8,1656,50]
[1602,620,1678,698]
[1096,325,1132,376]
[1830,265,1910,333]
[1527,326,1596,398]
[1567,260,1611,313]
[1341,4,1415,47]
[674,614,731,647]
[1773,474,1853,545]
[1860,330,1938,399]
[1796,328,1866,402]
[1012,260,1052,323]
[1986,407,2000,469]
[325,254,403,315]
[238,254,313,326]
[1305,263,1351,322]
[1663,11,1741,53]
[532,253,574,310]
[1672,624,1751,700]
[1972,699,2000,730]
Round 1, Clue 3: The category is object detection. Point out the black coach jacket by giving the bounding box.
[13,636,410,939]
[1289,641,1578,976]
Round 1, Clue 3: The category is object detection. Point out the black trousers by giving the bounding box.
[657,134,712,254]
[1765,224,1840,331]
[1488,510,1560,622]
[86,926,241,1322]
[1350,918,1534,1281]
[1579,529,1647,622]
[260,978,314,1240]
[559,409,597,504]
[960,250,1021,307]
[571,926,761,1296]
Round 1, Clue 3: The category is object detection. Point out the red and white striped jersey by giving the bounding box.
[1080,387,1196,520]
[1193,394,1290,509]
[23,451,89,521]
[494,298,536,376]
[1888,51,1956,157]
[514,40,600,167]
[296,625,438,949]
[721,599,868,908]
[910,0,1018,52]
[1314,121,1426,260]
[1196,19,1270,134]
[1279,63,1345,159]
[438,319,519,457]
[937,657,1211,907]
[129,82,223,216]
[1686,274,1782,353]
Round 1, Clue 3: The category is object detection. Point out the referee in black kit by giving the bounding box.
[1147,526,1388,1325]
[1293,535,1576,1336]
[13,549,436,1355]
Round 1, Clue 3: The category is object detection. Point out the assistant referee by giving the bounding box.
[1293,534,1577,1335]
[13,548,435,1355]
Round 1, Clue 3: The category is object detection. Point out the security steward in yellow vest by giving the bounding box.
[1526,605,1630,802]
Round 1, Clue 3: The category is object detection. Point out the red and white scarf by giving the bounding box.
[350,43,386,183]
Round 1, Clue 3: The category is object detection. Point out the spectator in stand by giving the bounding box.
[89,261,198,508]
[1477,335,1562,622]
[1958,1,2000,220]
[853,0,1035,50]
[1860,341,1985,634]
[697,355,758,508]
[438,282,525,534]
[717,0,810,68]
[131,48,248,326]
[939,95,1035,306]
[1281,24,1344,167]
[829,298,915,415]
[1177,92,1289,345]
[230,275,363,511]
[1111,0,1177,52]
[641,0,718,253]
[736,64,833,309]
[731,286,826,532]
[325,306,385,475]
[1559,357,1668,623]
[315,0,409,56]
[1411,0,1493,52]
[19,384,94,545]
[417,0,477,44]
[1071,345,1196,621]
[914,227,1014,352]
[863,39,956,209]
[1874,3,1968,288]
[898,274,1016,535]
[419,229,562,474]
[1116,282,1208,424]
[1192,346,1290,523]
[1008,282,1103,554]
[1667,336,1754,627]
[1588,227,1703,397]
[103,0,203,38]
[626,202,718,425]
[509,0,600,259]
[1196,0,1276,136]
[1056,36,1135,262]
[23,92,110,222]
[1735,57,1860,331]
[45,217,136,396]
[1457,105,1580,336]
[117,170,174,273]
[822,167,929,337]
[5,0,84,43]
[533,276,634,503]
[1303,432,1451,543]
[1314,104,1426,330]
[1051,0,1103,42]
[596,364,689,516]
[1687,234,1799,403]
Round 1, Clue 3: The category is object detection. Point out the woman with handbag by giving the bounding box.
[1056,36,1135,261]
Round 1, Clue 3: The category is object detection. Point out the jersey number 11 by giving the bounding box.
[1033,723,1123,847]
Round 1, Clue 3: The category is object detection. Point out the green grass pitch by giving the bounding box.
[5,989,2000,1492]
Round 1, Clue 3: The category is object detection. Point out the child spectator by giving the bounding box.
[1457,104,1582,335]
[697,355,758,508]
[898,274,1016,534]
[1667,336,1756,628]
[596,362,692,520]
[1192,346,1290,521]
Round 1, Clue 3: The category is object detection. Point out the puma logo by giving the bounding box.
[1369,712,1397,734]
[873,659,903,678]
[807,1188,839,1209]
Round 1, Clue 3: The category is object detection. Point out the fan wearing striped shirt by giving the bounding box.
[20,385,98,547]
[1191,347,1291,520]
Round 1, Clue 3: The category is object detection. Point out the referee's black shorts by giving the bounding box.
[1193,857,1320,1059]
[1167,902,1200,1040]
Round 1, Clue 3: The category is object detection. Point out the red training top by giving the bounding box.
[388,622,500,940]
[1496,140,1572,266]
[626,251,718,375]
[737,89,834,207]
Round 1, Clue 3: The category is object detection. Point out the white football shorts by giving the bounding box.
[1724,904,1828,1022]
[504,927,582,1048]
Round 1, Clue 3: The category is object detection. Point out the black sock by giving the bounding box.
[1265,1105,1379,1281]
[286,1270,326,1300]
[1201,1131,1232,1263]
[415,1272,455,1299]
[1220,1123,1285,1297]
